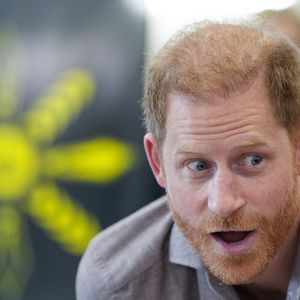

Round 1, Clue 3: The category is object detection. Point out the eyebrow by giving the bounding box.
[175,146,202,155]
[235,137,270,147]
[175,136,275,155]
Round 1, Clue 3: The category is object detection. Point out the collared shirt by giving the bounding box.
[76,196,300,300]
[169,224,240,299]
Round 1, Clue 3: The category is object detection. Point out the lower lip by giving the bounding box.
[211,231,257,256]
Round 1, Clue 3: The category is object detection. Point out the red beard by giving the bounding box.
[169,178,300,285]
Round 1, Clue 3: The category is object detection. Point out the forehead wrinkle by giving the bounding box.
[175,126,255,153]
[173,110,259,137]
[184,109,259,125]
[177,123,256,139]
[175,130,273,155]
[170,103,261,129]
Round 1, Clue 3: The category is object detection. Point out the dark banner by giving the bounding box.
[0,1,162,299]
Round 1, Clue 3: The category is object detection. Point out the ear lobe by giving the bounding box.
[144,133,166,188]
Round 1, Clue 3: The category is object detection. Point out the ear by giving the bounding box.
[144,133,166,188]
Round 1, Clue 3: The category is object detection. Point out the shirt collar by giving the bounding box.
[168,223,205,270]
[168,223,238,299]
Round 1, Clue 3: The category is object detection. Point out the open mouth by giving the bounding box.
[212,231,255,244]
[210,230,257,254]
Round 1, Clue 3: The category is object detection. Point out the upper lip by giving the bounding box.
[210,229,255,233]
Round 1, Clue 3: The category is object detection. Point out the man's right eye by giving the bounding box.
[187,160,209,171]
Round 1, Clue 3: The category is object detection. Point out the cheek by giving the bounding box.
[166,176,208,220]
[242,168,295,218]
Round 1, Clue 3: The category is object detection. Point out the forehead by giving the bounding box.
[164,78,286,150]
[167,76,271,119]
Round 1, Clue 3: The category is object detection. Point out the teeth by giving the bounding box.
[214,231,249,243]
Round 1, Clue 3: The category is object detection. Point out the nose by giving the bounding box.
[207,169,245,218]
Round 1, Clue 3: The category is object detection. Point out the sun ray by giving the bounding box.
[0,124,39,201]
[0,64,136,298]
[22,69,96,145]
[0,206,34,300]
[26,182,101,255]
[42,137,138,183]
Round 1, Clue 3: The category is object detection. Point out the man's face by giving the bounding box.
[144,78,300,285]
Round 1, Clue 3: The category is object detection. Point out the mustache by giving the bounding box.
[196,213,268,232]
[169,201,269,233]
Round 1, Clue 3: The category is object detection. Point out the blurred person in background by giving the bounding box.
[76,19,300,300]
[257,8,300,45]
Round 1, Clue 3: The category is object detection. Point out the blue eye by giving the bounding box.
[244,155,263,166]
[187,160,209,171]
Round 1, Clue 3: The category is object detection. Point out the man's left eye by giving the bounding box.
[187,160,209,171]
[243,155,263,166]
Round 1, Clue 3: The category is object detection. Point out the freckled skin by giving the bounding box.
[144,77,300,292]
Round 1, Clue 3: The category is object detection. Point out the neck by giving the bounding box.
[247,223,300,294]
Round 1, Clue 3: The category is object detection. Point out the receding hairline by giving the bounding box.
[142,20,300,147]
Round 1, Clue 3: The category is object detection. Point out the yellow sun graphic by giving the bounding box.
[0,69,137,300]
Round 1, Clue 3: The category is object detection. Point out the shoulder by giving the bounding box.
[76,196,173,300]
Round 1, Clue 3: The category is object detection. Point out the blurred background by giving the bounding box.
[0,0,299,299]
